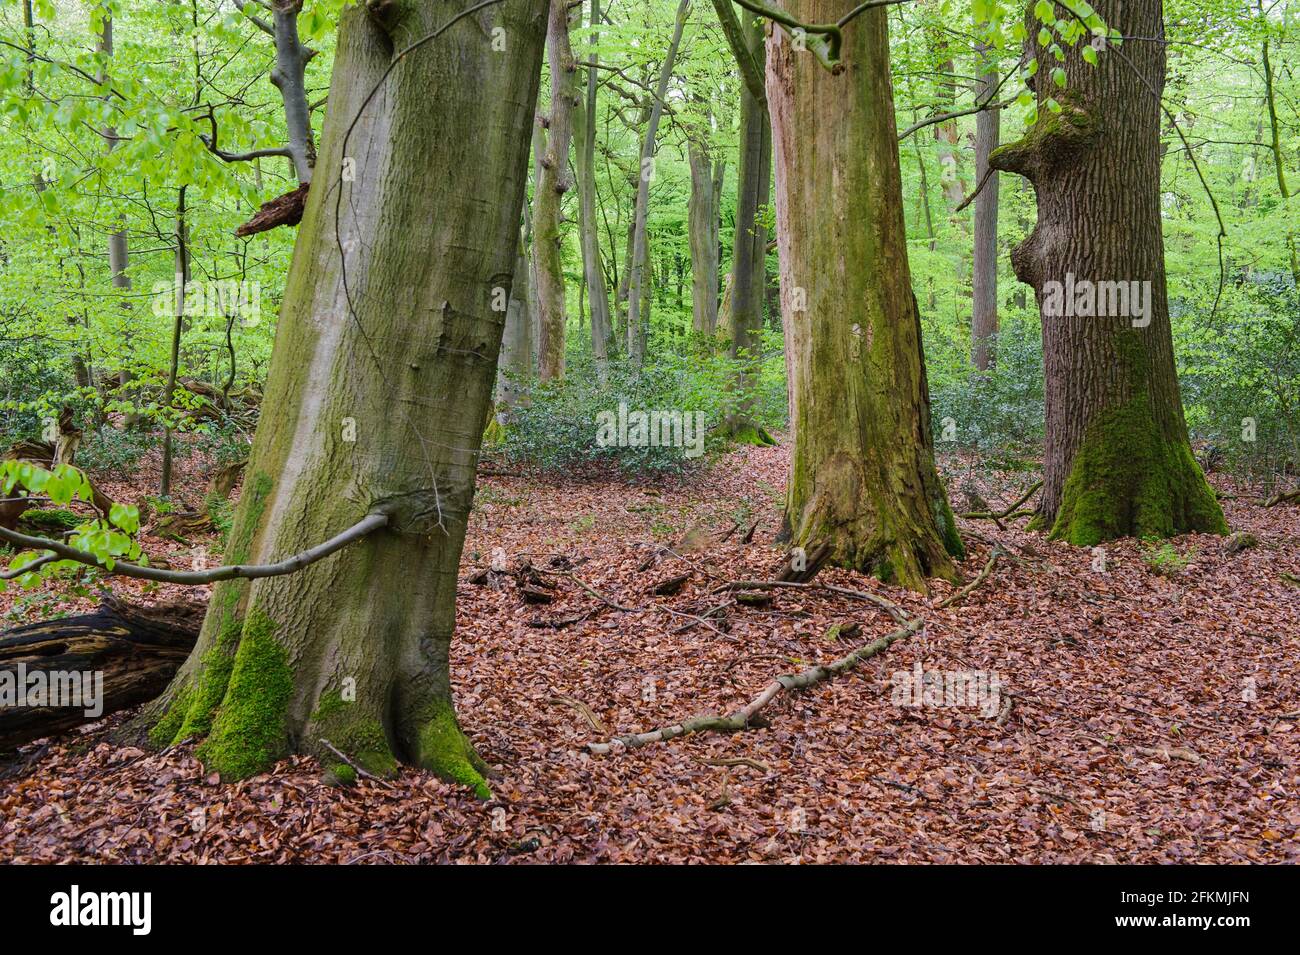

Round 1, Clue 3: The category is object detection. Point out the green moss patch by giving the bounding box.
[195,610,293,780]
[416,699,491,800]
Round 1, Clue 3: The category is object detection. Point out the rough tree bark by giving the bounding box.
[767,4,963,593]
[138,0,547,797]
[989,0,1225,544]
[971,39,1000,371]
[532,0,577,382]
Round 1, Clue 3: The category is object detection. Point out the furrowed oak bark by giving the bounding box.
[767,4,962,593]
[139,0,547,797]
[989,0,1225,544]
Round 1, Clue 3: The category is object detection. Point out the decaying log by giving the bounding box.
[0,596,203,749]
[234,183,309,237]
[586,616,923,755]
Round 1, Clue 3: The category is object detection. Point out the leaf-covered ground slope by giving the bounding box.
[1,443,1297,863]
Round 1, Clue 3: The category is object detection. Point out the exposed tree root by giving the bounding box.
[711,578,911,623]
[585,616,923,755]
[1262,487,1300,507]
[934,548,1004,610]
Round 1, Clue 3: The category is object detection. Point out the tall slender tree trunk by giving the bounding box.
[142,0,547,795]
[971,40,1000,371]
[575,0,614,364]
[497,239,534,412]
[532,0,577,382]
[1261,6,1300,286]
[160,186,188,499]
[96,11,135,415]
[767,4,962,592]
[627,0,689,364]
[687,129,723,335]
[267,0,318,184]
[726,18,771,358]
[990,0,1225,544]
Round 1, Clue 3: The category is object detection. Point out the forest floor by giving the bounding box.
[1,441,1298,863]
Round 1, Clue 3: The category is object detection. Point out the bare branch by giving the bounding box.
[0,513,388,585]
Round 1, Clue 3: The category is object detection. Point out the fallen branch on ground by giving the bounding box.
[549,695,608,735]
[585,616,923,755]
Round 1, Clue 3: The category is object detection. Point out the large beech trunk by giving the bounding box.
[767,5,962,593]
[140,0,547,796]
[532,0,577,382]
[989,0,1225,544]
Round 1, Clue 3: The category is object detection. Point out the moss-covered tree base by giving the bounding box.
[415,700,493,800]
[785,451,964,593]
[719,415,777,447]
[1049,398,1227,546]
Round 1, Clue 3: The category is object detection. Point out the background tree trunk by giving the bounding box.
[767,3,962,593]
[497,240,534,412]
[725,17,771,358]
[626,0,688,363]
[687,132,722,334]
[989,0,1225,544]
[971,39,1000,372]
[532,0,577,382]
[141,0,547,797]
[575,0,614,364]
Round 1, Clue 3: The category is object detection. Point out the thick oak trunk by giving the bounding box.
[140,0,547,797]
[989,0,1225,544]
[767,5,962,593]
